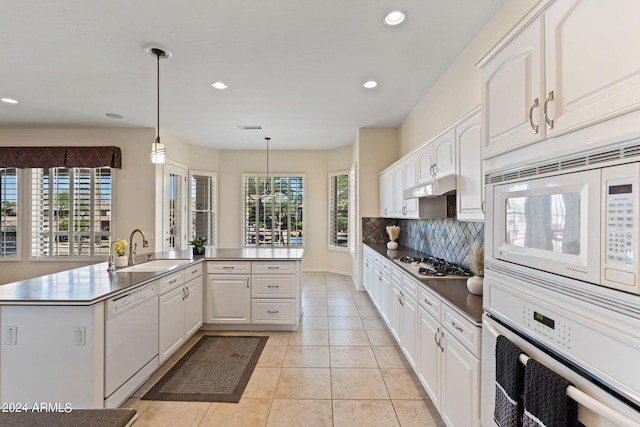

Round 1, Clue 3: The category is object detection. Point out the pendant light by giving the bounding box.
[146,44,171,164]
[251,137,276,200]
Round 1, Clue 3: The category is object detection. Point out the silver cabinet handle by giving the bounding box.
[432,163,438,177]
[268,266,280,270]
[543,90,554,129]
[481,200,486,214]
[246,277,250,288]
[451,321,463,333]
[190,269,198,274]
[186,286,190,299]
[423,298,432,306]
[223,266,235,270]
[182,288,187,301]
[384,208,388,215]
[168,279,177,284]
[528,97,539,134]
[267,310,280,314]
[267,285,280,288]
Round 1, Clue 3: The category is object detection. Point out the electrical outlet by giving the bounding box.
[5,326,17,345]
[74,326,86,346]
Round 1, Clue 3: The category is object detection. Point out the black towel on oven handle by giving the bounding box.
[494,335,527,427]
[522,358,580,427]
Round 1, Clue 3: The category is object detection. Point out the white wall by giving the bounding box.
[216,148,354,275]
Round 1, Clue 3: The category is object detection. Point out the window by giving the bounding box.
[190,171,217,247]
[328,172,349,250]
[242,175,304,247]
[0,168,18,258]
[31,167,113,258]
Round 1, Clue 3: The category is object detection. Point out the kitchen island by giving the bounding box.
[0,247,303,409]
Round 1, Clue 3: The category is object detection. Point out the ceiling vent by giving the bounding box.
[237,125,263,131]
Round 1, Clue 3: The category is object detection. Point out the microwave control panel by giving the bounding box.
[605,178,635,267]
[602,163,640,293]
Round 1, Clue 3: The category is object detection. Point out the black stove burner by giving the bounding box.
[397,255,473,277]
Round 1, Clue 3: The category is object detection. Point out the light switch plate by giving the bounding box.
[74,326,86,346]
[5,326,17,345]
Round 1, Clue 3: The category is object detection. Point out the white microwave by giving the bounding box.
[489,163,640,294]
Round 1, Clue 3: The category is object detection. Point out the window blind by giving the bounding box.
[0,168,18,257]
[190,172,217,247]
[328,172,349,249]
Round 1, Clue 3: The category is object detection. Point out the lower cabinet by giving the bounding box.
[206,274,251,324]
[158,266,203,365]
[417,295,481,427]
[205,260,301,329]
[362,246,481,427]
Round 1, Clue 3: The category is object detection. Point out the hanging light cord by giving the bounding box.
[265,137,271,195]
[153,48,163,144]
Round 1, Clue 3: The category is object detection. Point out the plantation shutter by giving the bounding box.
[0,168,18,257]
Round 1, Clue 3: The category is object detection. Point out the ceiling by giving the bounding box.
[0,0,505,151]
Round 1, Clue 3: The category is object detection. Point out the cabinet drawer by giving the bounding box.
[252,275,296,298]
[442,304,481,357]
[252,261,296,274]
[401,274,418,301]
[207,261,251,274]
[418,286,441,320]
[183,263,203,282]
[252,299,296,324]
[160,270,184,294]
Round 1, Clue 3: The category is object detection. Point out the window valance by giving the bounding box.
[0,146,122,169]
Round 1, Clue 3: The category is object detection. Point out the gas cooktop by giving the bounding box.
[394,256,473,279]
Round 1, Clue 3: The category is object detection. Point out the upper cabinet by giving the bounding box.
[418,128,456,184]
[380,155,420,218]
[456,109,483,221]
[480,20,543,158]
[479,0,640,159]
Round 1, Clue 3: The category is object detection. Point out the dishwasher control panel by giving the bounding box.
[106,283,157,319]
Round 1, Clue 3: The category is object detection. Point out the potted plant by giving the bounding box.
[189,237,207,257]
[113,239,128,268]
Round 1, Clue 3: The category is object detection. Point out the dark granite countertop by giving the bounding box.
[0,408,136,427]
[365,243,482,325]
[0,248,304,305]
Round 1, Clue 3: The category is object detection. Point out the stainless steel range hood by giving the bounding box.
[403,174,457,199]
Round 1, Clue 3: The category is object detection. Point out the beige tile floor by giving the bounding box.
[123,272,445,427]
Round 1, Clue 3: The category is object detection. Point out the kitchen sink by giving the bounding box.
[116,259,190,272]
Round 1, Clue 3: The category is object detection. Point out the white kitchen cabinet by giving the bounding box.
[389,278,402,343]
[159,285,185,363]
[441,331,481,427]
[456,109,484,221]
[158,266,203,364]
[379,170,395,217]
[184,277,203,337]
[418,305,441,408]
[480,0,640,160]
[480,19,543,159]
[418,128,456,183]
[205,260,301,329]
[381,263,393,326]
[206,274,251,324]
[400,290,418,369]
[544,0,640,138]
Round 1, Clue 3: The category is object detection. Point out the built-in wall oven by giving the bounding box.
[483,142,640,426]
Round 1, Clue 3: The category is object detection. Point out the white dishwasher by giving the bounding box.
[104,282,159,408]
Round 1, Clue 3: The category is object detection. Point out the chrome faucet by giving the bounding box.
[107,240,118,272]
[128,229,149,266]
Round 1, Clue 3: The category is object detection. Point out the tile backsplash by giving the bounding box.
[362,217,484,270]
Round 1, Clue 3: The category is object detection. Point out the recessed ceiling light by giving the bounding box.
[211,82,228,90]
[105,113,124,119]
[363,81,378,89]
[384,11,405,26]
[1,98,18,104]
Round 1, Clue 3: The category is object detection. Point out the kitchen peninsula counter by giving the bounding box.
[0,247,304,305]
[364,243,482,325]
